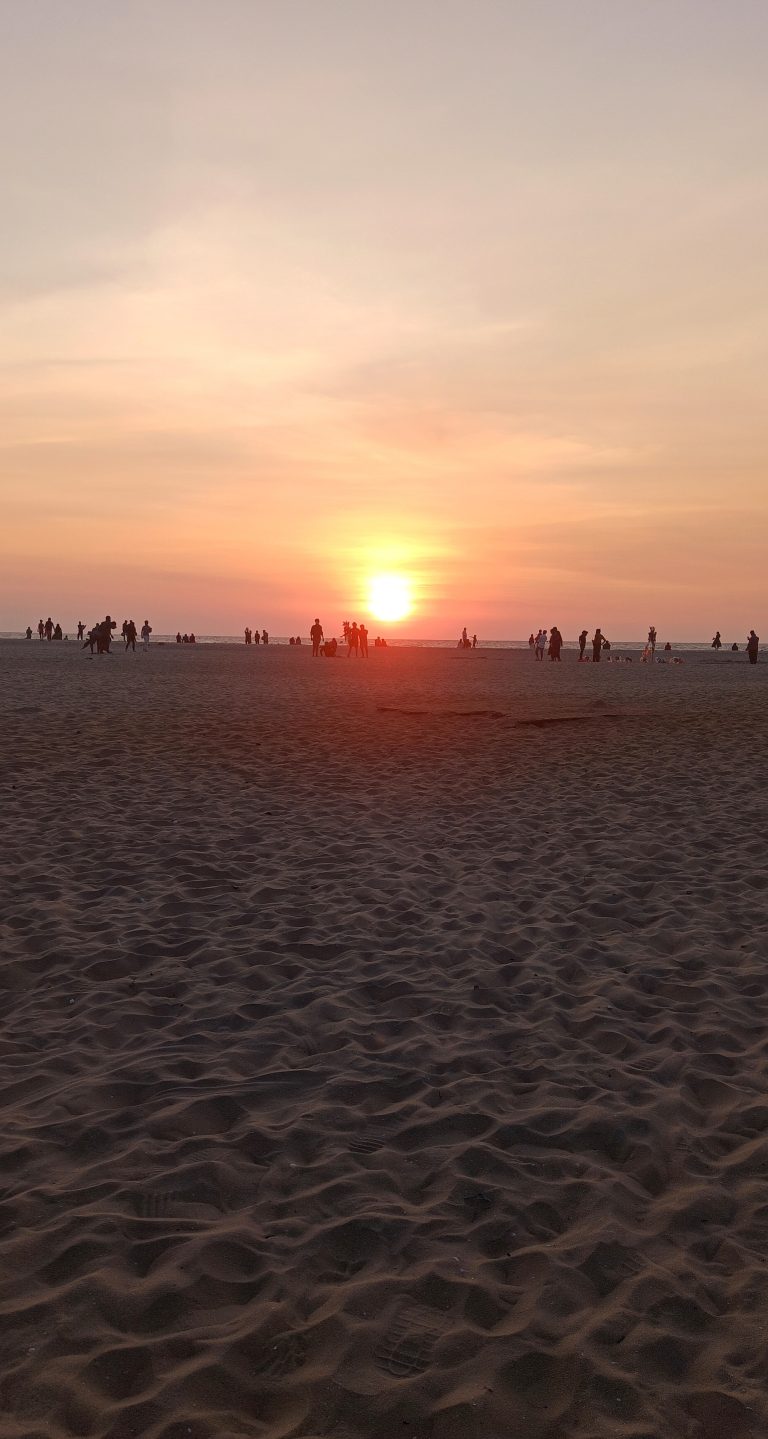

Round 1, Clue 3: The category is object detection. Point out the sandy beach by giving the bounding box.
[1,638,767,1439]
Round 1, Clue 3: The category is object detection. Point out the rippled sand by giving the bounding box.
[1,638,767,1439]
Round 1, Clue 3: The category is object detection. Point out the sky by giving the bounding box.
[2,0,767,638]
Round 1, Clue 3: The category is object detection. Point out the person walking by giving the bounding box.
[310,618,324,656]
[44,617,54,641]
[592,628,603,662]
[577,629,588,661]
[141,620,152,652]
[124,619,137,652]
[359,623,369,658]
[747,630,759,665]
[535,629,547,661]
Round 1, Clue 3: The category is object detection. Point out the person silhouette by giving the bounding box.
[25,626,33,640]
[472,634,478,649]
[577,629,588,661]
[77,620,85,640]
[648,626,657,659]
[44,617,53,641]
[347,621,359,657]
[124,619,137,651]
[548,626,562,661]
[747,630,759,665]
[141,620,152,651]
[359,623,369,658]
[310,618,324,656]
[592,628,603,662]
[711,631,722,650]
[535,629,547,661]
[528,633,535,650]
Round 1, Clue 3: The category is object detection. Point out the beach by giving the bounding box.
[2,638,767,1438]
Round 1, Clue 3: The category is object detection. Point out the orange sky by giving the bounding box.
[2,2,767,637]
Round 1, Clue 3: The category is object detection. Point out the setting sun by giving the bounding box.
[368,574,413,623]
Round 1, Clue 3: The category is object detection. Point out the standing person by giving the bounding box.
[711,631,722,650]
[548,626,562,661]
[461,626,469,649]
[44,617,54,641]
[253,628,260,644]
[577,629,588,661]
[592,628,603,662]
[535,629,547,661]
[141,619,152,652]
[472,634,478,649]
[77,620,85,641]
[347,621,359,658]
[747,630,759,664]
[261,629,269,645]
[244,627,251,645]
[37,619,45,640]
[528,633,535,651]
[648,626,657,660]
[176,631,182,644]
[359,623,369,658]
[124,619,137,651]
[310,618,324,656]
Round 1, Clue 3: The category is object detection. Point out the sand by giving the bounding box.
[1,638,767,1439]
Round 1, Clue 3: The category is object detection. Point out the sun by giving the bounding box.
[368,574,413,623]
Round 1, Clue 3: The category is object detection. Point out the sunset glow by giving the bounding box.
[368,575,413,624]
[1,3,767,638]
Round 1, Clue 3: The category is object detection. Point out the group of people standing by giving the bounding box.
[121,619,152,651]
[243,628,269,645]
[712,630,760,663]
[530,627,566,660]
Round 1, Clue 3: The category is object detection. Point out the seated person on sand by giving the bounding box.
[321,637,338,656]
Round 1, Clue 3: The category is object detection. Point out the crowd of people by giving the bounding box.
[23,618,760,662]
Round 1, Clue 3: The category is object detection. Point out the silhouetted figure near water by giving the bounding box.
[253,629,260,644]
[37,619,44,640]
[53,623,63,641]
[664,641,672,653]
[244,627,252,645]
[77,621,85,641]
[535,629,547,661]
[648,626,657,660]
[528,633,535,651]
[577,629,588,661]
[261,630,268,645]
[747,630,759,664]
[592,629,603,662]
[124,619,137,652]
[347,621,360,657]
[359,623,369,658]
[321,637,338,656]
[295,634,302,645]
[548,626,562,661]
[44,617,53,641]
[141,620,152,651]
[460,627,469,649]
[25,626,32,640]
[176,632,182,644]
[712,631,722,650]
[732,643,739,652]
[310,618,324,656]
[472,634,478,649]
